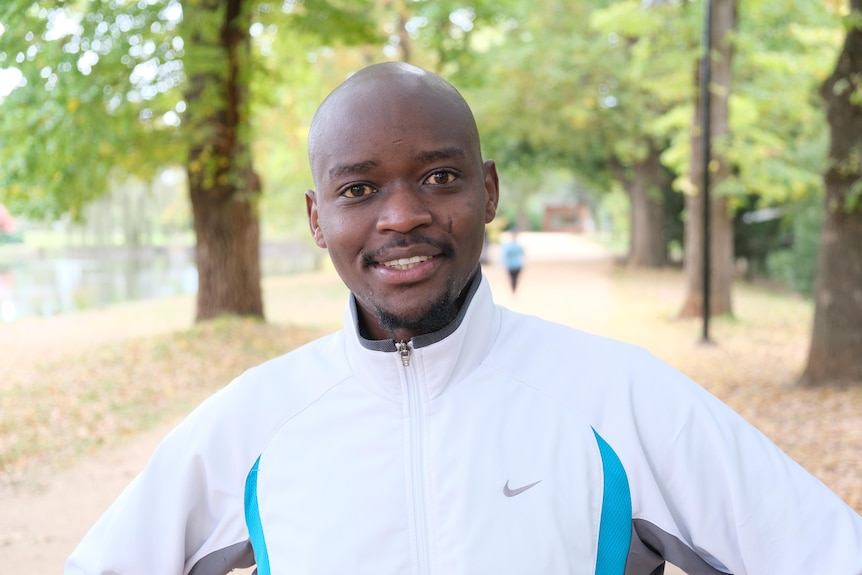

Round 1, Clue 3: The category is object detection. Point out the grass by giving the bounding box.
[0,317,325,490]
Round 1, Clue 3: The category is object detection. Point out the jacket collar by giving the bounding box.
[351,271,483,352]
[343,271,500,401]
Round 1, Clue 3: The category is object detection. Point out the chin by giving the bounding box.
[376,299,459,337]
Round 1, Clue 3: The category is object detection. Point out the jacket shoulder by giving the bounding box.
[200,329,351,431]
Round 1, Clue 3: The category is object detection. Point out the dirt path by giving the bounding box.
[0,415,183,572]
[0,233,687,574]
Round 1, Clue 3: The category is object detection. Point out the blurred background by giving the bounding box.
[0,1,856,337]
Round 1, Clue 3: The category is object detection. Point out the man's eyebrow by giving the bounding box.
[328,160,378,178]
[415,147,466,163]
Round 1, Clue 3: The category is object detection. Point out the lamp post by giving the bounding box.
[700,0,713,344]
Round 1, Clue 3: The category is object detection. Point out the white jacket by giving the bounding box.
[66,274,862,575]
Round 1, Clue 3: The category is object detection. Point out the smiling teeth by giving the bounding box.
[382,255,429,270]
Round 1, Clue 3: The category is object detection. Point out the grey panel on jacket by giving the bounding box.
[188,540,256,575]
[629,518,732,575]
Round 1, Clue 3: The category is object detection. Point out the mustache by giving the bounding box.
[362,234,455,267]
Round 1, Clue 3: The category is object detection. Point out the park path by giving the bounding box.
[0,233,685,575]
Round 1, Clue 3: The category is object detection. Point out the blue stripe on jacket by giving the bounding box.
[593,429,632,575]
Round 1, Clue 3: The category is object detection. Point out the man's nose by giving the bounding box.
[376,185,433,233]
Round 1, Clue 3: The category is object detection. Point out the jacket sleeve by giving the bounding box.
[598,347,862,575]
[64,381,261,575]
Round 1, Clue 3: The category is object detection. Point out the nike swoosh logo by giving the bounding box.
[503,479,542,497]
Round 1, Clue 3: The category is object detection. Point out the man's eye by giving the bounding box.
[343,184,375,198]
[424,170,456,185]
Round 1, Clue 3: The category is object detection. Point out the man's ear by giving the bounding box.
[305,190,327,248]
[482,159,500,224]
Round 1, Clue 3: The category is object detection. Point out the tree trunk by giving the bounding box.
[183,0,263,322]
[618,145,668,268]
[679,0,736,318]
[801,0,862,387]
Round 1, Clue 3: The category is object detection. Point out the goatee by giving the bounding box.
[374,285,460,337]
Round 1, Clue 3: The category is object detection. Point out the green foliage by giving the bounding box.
[723,1,842,207]
[830,145,862,211]
[457,0,707,206]
[278,0,381,46]
[843,8,862,33]
[596,186,630,256]
[439,0,847,278]
[849,179,862,212]
[0,0,187,218]
[767,194,823,295]
[462,0,620,188]
[0,0,378,222]
[383,0,513,81]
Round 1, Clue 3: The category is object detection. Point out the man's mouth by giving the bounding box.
[381,255,430,270]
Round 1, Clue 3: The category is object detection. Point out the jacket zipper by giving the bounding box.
[398,340,430,574]
[398,340,411,367]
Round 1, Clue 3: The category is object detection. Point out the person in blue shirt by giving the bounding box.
[500,230,525,293]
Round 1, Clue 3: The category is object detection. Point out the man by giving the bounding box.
[67,62,862,574]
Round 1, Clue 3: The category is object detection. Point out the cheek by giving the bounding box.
[446,199,486,237]
[319,215,361,256]
[318,209,341,237]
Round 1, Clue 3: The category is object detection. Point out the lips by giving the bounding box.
[381,255,430,270]
[363,235,455,271]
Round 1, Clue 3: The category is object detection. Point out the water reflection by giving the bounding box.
[0,241,319,323]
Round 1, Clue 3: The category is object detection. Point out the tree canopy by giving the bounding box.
[0,0,378,220]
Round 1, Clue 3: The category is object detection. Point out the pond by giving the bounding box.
[0,240,321,324]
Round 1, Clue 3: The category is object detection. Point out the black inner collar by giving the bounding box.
[353,270,483,352]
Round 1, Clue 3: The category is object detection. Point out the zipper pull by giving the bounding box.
[397,340,411,367]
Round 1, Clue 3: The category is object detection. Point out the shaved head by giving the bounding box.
[308,62,483,188]
[304,61,498,341]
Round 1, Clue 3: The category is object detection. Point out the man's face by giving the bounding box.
[306,84,498,341]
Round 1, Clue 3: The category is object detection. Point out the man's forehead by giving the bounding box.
[314,95,474,154]
[309,64,481,181]
[329,84,463,123]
